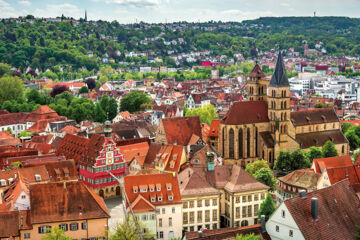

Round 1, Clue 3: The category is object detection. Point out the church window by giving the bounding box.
[229,129,234,158]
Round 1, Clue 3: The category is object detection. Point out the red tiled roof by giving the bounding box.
[312,155,353,173]
[119,142,149,163]
[30,181,110,224]
[222,101,269,125]
[0,132,20,146]
[208,120,220,137]
[58,125,80,135]
[326,166,360,186]
[32,105,56,115]
[284,180,360,240]
[124,173,182,207]
[161,116,202,145]
[128,194,156,213]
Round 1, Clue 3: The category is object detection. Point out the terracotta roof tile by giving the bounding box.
[208,120,220,137]
[124,173,181,207]
[284,180,360,240]
[222,101,269,125]
[278,169,320,190]
[30,181,109,224]
[119,142,149,163]
[161,116,202,145]
[312,155,353,173]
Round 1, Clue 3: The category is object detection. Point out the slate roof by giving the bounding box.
[30,181,109,224]
[284,180,360,240]
[291,108,339,126]
[222,101,269,125]
[269,51,289,87]
[296,130,348,149]
[161,116,202,145]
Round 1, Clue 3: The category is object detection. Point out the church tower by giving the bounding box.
[85,10,88,22]
[246,63,268,101]
[268,51,290,156]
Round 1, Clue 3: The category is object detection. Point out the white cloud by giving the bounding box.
[18,0,31,6]
[33,3,83,18]
[0,0,17,17]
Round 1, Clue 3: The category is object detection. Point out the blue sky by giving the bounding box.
[1,0,359,23]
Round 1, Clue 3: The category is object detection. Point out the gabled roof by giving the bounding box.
[119,142,149,163]
[208,120,220,137]
[124,173,182,207]
[30,181,110,224]
[326,166,360,186]
[247,64,265,78]
[161,116,202,145]
[128,194,156,213]
[222,101,269,125]
[33,105,56,115]
[143,143,184,172]
[312,155,353,173]
[58,125,80,135]
[284,180,360,240]
[269,51,289,87]
[224,165,269,193]
[291,108,339,126]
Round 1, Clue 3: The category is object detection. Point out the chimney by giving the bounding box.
[260,215,266,233]
[20,216,23,227]
[63,182,67,191]
[299,190,306,199]
[311,197,319,221]
[198,230,202,238]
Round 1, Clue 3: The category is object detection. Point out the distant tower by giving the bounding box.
[314,11,316,17]
[246,62,268,101]
[85,10,87,22]
[103,120,112,138]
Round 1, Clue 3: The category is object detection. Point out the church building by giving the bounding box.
[218,52,349,167]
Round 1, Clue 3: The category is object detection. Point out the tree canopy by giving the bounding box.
[120,92,151,113]
[258,194,276,221]
[274,149,310,171]
[253,168,277,191]
[185,104,218,126]
[0,76,24,105]
[109,215,154,240]
[322,140,339,158]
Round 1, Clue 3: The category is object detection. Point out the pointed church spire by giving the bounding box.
[85,10,87,22]
[269,51,289,87]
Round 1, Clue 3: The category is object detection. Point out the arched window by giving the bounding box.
[229,129,234,158]
[247,128,251,158]
[281,102,283,109]
[239,129,243,158]
[284,101,287,109]
[255,127,258,157]
[269,151,272,163]
[222,127,226,156]
[241,220,249,227]
[284,112,287,120]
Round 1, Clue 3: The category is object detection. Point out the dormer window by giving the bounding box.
[166,183,172,191]
[156,184,161,191]
[140,185,148,193]
[151,197,156,202]
[168,196,173,201]
[133,186,138,193]
[158,197,162,202]
[35,174,41,182]
[0,179,6,186]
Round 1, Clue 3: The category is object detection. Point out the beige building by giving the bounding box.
[179,167,221,232]
[218,52,349,167]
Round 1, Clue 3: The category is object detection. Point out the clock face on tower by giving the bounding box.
[107,151,113,164]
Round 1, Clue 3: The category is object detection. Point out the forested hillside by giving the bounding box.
[1,16,360,71]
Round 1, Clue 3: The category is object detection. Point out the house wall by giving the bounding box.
[14,191,30,210]
[135,211,157,236]
[156,204,182,240]
[20,218,108,240]
[224,189,267,228]
[316,171,331,189]
[182,194,221,232]
[266,203,305,240]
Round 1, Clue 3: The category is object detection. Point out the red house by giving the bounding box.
[57,121,127,198]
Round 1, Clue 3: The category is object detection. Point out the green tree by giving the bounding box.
[253,168,277,191]
[26,89,46,105]
[342,122,353,133]
[78,86,89,94]
[245,159,270,175]
[345,129,360,151]
[185,104,218,126]
[0,76,24,105]
[18,131,34,138]
[0,63,11,77]
[109,215,154,240]
[99,95,118,120]
[41,226,73,240]
[306,146,323,163]
[355,225,360,240]
[274,151,292,171]
[290,149,311,170]
[120,92,151,113]
[234,233,260,240]
[258,194,275,221]
[322,140,338,158]
[93,103,107,123]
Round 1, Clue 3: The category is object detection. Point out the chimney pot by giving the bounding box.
[260,215,266,233]
[299,190,306,199]
[198,230,202,238]
[311,197,319,221]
